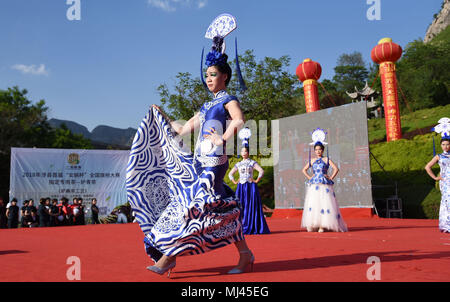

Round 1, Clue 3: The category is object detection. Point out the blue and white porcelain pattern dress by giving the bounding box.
[438,152,450,233]
[229,159,270,235]
[126,90,244,262]
[301,158,348,232]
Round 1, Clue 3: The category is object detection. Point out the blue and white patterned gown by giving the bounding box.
[301,157,348,232]
[438,152,450,233]
[126,90,243,262]
[231,159,270,235]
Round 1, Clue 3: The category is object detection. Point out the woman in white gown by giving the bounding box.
[301,128,348,233]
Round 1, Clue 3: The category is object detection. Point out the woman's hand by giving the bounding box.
[152,104,163,113]
[203,127,224,146]
[232,179,238,185]
[152,105,171,122]
[435,176,443,181]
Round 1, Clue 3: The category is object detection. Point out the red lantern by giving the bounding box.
[296,58,322,82]
[296,58,322,112]
[371,38,403,142]
[371,38,402,64]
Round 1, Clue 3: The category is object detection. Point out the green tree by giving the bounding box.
[0,86,92,199]
[157,72,209,121]
[337,52,366,67]
[396,36,450,111]
[230,50,304,122]
[50,124,92,149]
[0,87,52,199]
[0,86,52,153]
[332,51,369,94]
[158,50,304,122]
[318,79,345,109]
[157,50,305,159]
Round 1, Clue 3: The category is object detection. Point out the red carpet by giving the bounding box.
[1,217,449,282]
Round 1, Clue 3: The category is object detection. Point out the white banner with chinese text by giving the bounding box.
[10,148,130,217]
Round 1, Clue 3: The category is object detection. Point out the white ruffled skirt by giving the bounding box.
[301,183,348,232]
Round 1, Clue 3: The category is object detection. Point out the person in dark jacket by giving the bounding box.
[91,198,100,224]
[6,199,20,229]
[38,198,50,227]
[20,200,29,227]
[24,209,39,227]
[49,199,59,227]
[0,197,7,229]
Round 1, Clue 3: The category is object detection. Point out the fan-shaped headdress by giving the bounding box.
[200,13,247,92]
[431,117,450,156]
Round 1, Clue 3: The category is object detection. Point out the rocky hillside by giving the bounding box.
[425,0,450,43]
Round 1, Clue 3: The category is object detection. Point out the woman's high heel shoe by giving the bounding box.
[146,260,176,278]
[227,250,255,274]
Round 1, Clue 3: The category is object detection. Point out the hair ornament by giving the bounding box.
[238,127,251,147]
[431,117,450,156]
[200,13,246,91]
[432,117,450,139]
[309,128,328,146]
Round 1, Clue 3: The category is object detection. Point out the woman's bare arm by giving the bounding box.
[425,155,441,181]
[253,162,264,183]
[228,165,238,184]
[152,105,200,136]
[327,158,339,180]
[302,162,312,180]
[223,100,245,142]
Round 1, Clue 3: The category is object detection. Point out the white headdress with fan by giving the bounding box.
[309,128,328,146]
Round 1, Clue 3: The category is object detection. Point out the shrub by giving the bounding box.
[370,132,443,218]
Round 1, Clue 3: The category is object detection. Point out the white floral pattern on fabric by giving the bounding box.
[205,14,237,40]
[126,91,243,261]
[438,153,450,232]
[236,159,256,184]
[153,201,185,234]
[144,177,172,217]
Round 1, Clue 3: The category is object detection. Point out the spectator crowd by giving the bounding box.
[0,196,102,229]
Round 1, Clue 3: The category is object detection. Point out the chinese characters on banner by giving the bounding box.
[380,62,402,141]
[10,148,130,217]
[303,80,320,113]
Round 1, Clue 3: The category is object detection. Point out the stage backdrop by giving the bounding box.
[273,102,373,209]
[10,148,129,217]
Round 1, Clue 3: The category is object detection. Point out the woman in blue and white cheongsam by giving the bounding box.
[301,129,348,233]
[425,118,450,233]
[126,14,255,277]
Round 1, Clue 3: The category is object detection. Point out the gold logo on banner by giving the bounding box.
[67,153,80,165]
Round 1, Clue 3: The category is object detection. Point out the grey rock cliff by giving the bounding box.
[425,0,450,43]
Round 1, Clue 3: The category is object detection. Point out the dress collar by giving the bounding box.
[214,90,227,99]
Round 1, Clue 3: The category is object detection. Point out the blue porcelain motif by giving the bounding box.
[438,153,450,232]
[126,90,243,262]
[308,158,334,185]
